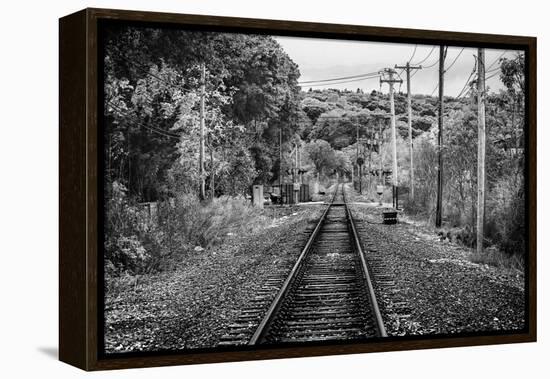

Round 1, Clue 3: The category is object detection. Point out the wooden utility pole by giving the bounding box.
[279,127,283,186]
[199,62,206,201]
[209,137,215,200]
[356,122,361,193]
[395,62,422,202]
[367,124,373,197]
[378,119,383,185]
[380,69,402,208]
[294,143,299,183]
[476,48,486,255]
[435,46,446,228]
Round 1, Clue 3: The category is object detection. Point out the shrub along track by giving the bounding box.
[345,185,525,336]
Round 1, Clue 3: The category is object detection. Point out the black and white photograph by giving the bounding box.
[100,21,527,355]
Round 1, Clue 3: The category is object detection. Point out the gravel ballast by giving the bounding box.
[104,204,324,353]
[346,186,525,336]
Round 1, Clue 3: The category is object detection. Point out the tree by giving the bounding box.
[303,139,336,177]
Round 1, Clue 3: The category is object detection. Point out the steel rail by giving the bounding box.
[248,184,339,345]
[342,186,387,337]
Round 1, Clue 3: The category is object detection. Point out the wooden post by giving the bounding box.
[435,46,446,228]
[199,62,206,201]
[476,48,486,254]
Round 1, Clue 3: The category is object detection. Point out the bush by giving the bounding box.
[486,175,525,258]
[104,181,271,276]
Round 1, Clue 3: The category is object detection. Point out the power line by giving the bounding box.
[444,48,465,72]
[408,45,418,63]
[298,71,381,84]
[430,83,439,97]
[303,74,381,87]
[423,58,440,69]
[107,100,182,139]
[412,46,436,65]
[485,70,501,81]
[108,48,199,94]
[456,66,476,98]
[485,66,501,73]
[299,45,434,86]
[486,50,508,71]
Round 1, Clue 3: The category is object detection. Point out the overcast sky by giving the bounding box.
[274,36,519,96]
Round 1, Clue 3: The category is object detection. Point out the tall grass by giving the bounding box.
[104,182,271,276]
[469,247,524,271]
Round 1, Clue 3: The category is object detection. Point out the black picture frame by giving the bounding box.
[59,7,537,371]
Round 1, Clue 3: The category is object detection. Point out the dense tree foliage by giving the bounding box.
[104,26,303,203]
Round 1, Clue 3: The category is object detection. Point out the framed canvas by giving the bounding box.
[59,8,536,371]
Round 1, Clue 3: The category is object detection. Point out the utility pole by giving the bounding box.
[199,62,206,201]
[367,123,373,198]
[378,118,383,185]
[356,122,361,193]
[209,137,215,200]
[294,143,298,184]
[351,159,354,184]
[435,46,446,228]
[476,48,486,255]
[279,127,283,186]
[395,62,422,202]
[380,68,402,209]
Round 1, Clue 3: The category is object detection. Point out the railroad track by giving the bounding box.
[218,183,386,346]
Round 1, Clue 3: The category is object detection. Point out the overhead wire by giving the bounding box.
[422,58,440,69]
[302,74,381,87]
[485,70,502,81]
[486,50,508,71]
[430,83,439,97]
[107,100,182,139]
[456,62,477,98]
[107,48,199,94]
[407,45,418,63]
[298,71,381,85]
[411,46,436,65]
[444,48,465,72]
